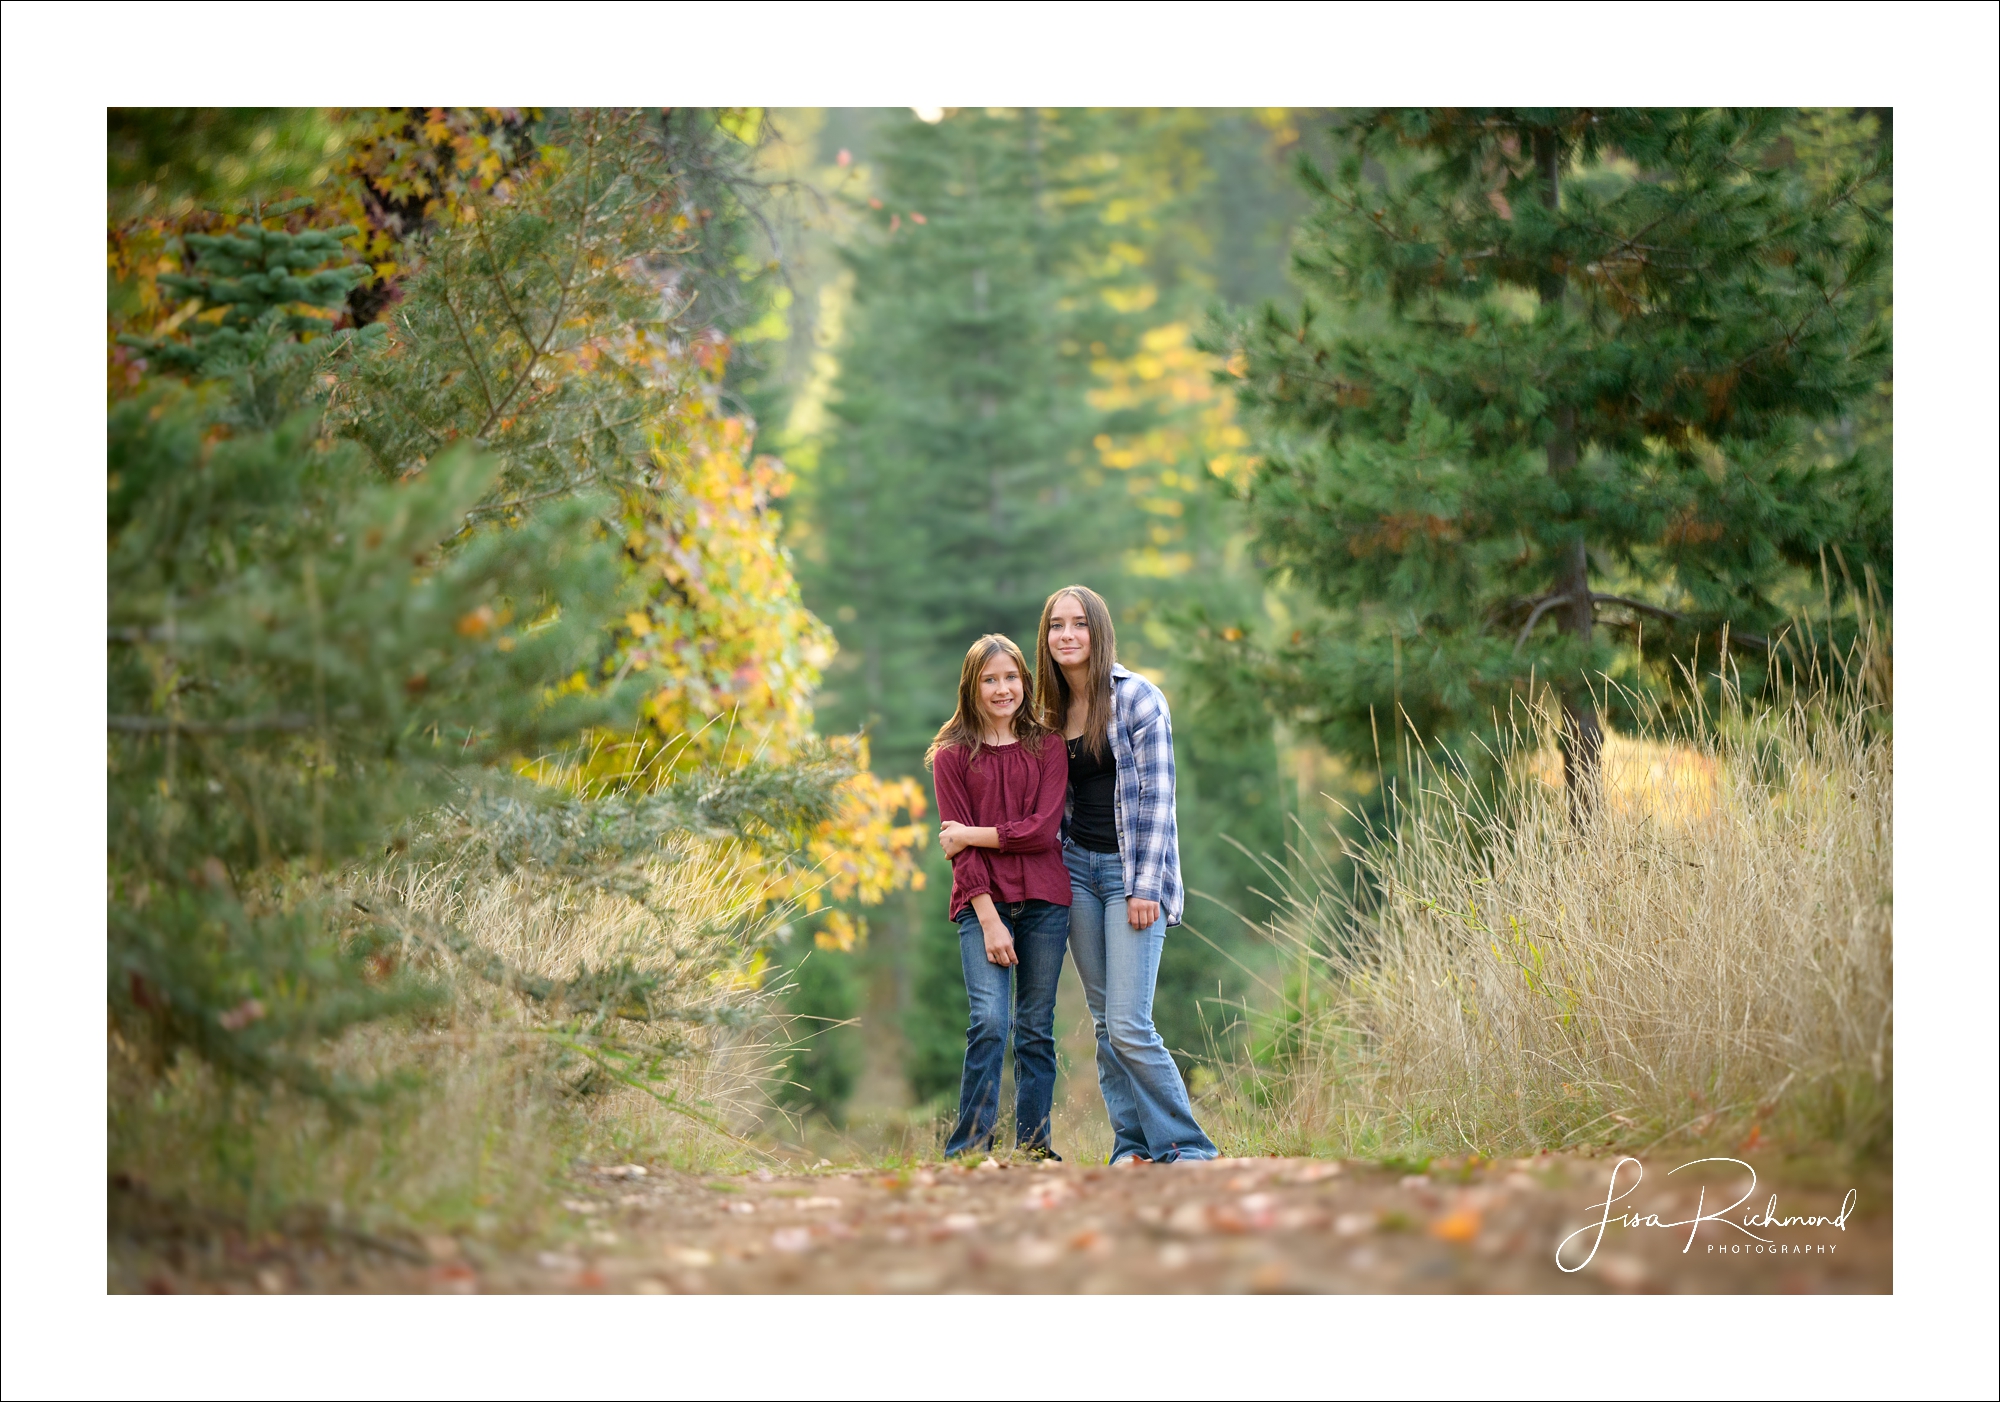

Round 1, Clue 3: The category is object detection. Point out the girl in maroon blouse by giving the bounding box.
[927,633,1071,1159]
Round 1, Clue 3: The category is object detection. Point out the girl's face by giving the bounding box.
[977,654,1024,728]
[1047,594,1092,669]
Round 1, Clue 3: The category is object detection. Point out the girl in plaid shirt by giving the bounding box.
[1036,585,1218,1164]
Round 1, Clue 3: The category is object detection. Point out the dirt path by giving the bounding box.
[121,1150,1889,1294]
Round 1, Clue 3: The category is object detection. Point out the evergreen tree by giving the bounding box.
[120,211,384,376]
[108,117,856,1103]
[794,110,1145,1104]
[108,241,638,1094]
[788,110,1344,1102]
[797,108,1129,775]
[1207,108,1890,799]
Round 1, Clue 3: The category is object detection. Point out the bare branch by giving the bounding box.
[1589,592,1682,623]
[1513,593,1575,653]
[1590,593,1770,651]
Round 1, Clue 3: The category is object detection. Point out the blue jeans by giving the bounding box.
[943,898,1069,1158]
[1064,842,1219,1164]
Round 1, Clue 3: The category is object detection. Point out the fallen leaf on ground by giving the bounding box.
[1287,1162,1343,1184]
[1430,1207,1483,1243]
[1015,1238,1062,1267]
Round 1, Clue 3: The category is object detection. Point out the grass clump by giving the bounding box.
[1209,668,1892,1167]
[109,828,802,1270]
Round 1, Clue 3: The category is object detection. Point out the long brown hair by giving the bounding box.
[1034,585,1116,759]
[924,633,1051,770]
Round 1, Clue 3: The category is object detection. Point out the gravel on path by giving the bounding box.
[123,1150,1887,1295]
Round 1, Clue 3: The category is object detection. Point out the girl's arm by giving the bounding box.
[932,745,972,828]
[938,741,1067,857]
[937,822,996,858]
[935,751,1014,965]
[1120,683,1177,926]
[935,740,996,857]
[967,893,1017,967]
[933,749,996,901]
[993,739,1068,852]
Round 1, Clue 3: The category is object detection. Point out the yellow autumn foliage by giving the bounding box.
[109,107,929,929]
[587,353,930,917]
[617,389,834,768]
[1087,322,1255,579]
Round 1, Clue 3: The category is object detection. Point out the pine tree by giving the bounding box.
[797,108,1129,775]
[119,210,382,376]
[1212,108,1890,799]
[109,314,636,1095]
[788,110,1343,1099]
[791,110,1145,1104]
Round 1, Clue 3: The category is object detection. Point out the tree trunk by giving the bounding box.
[1534,129,1602,813]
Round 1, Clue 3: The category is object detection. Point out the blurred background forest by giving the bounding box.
[751,107,1346,1130]
[106,107,1891,1254]
[704,105,1891,1144]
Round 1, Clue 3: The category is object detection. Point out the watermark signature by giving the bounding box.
[1557,1156,1857,1273]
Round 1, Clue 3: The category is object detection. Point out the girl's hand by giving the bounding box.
[982,920,1019,967]
[1126,897,1161,930]
[939,821,1000,858]
[939,820,970,858]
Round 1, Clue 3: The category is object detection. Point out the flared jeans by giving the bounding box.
[1063,841,1218,1164]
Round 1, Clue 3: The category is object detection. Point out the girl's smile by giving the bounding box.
[979,662,1022,725]
[1047,598,1091,668]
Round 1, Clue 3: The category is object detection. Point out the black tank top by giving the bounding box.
[1065,734,1119,853]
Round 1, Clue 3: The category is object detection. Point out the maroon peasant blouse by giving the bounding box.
[931,739,1072,921]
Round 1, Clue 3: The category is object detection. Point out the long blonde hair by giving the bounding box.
[924,633,1052,770]
[1034,585,1116,759]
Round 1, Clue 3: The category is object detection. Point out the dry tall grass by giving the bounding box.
[1211,676,1892,1162]
[381,838,792,1140]
[110,841,795,1244]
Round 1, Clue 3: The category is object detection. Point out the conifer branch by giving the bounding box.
[439,278,498,422]
[472,132,604,440]
[460,475,606,522]
[110,713,316,735]
[473,216,539,372]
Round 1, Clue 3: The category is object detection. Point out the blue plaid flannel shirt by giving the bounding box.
[1085,663,1185,927]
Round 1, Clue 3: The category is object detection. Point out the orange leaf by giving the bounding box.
[1429,1208,1481,1243]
